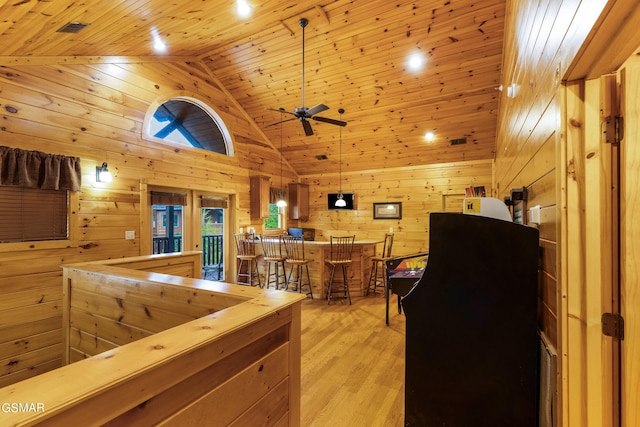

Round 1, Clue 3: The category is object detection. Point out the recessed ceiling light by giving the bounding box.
[236,0,252,18]
[407,53,425,71]
[424,131,435,142]
[150,27,167,53]
[153,39,167,52]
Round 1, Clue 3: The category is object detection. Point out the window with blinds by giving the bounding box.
[0,186,68,242]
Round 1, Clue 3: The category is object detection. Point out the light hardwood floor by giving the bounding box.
[300,294,406,426]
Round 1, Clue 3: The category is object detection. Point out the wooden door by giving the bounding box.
[619,52,640,427]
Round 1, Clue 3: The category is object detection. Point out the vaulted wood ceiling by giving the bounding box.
[0,0,506,175]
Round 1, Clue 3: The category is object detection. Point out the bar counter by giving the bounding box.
[257,239,382,299]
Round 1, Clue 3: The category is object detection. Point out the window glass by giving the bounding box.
[149,98,232,155]
[264,204,284,230]
[152,205,183,254]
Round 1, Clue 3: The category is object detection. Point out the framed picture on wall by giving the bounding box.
[373,202,402,219]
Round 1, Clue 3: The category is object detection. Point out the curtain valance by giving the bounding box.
[0,146,81,191]
[269,187,287,204]
[150,191,187,206]
[201,196,228,209]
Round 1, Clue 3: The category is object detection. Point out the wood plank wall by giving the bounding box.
[495,1,609,425]
[301,160,493,256]
[0,57,288,388]
[0,56,490,388]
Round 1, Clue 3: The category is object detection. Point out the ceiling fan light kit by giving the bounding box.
[266,18,347,136]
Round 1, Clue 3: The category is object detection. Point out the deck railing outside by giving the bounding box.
[153,234,224,280]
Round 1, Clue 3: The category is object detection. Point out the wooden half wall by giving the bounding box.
[0,253,304,426]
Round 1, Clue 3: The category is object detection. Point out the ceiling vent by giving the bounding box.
[56,22,90,34]
[450,137,467,146]
[316,154,328,160]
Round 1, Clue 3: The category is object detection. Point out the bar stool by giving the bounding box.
[324,235,355,304]
[282,235,313,299]
[260,234,288,290]
[234,233,261,287]
[367,232,394,295]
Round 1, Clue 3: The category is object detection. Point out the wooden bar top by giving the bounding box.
[303,239,382,246]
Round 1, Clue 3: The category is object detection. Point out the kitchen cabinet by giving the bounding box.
[288,182,309,220]
[250,175,270,220]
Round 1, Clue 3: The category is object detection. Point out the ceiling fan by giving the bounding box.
[266,18,347,136]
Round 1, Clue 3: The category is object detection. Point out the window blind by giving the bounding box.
[200,196,228,208]
[150,191,187,206]
[0,186,68,242]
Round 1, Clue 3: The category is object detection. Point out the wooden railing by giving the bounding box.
[153,234,223,279]
[152,236,182,254]
[0,253,304,426]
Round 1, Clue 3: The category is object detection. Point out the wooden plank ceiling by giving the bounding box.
[0,0,506,176]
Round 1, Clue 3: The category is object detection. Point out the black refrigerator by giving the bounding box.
[402,212,540,426]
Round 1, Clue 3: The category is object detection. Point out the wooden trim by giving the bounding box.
[583,77,614,425]
[565,0,640,81]
[561,79,585,427]
[140,180,151,255]
[560,75,617,427]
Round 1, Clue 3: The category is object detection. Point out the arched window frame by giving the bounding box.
[144,95,235,157]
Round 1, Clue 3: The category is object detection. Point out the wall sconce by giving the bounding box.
[96,162,112,183]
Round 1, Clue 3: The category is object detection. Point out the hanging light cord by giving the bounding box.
[277,112,287,207]
[335,108,347,207]
[339,111,342,194]
[280,113,284,192]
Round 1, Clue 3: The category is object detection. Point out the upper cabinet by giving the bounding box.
[288,183,309,220]
[250,175,271,220]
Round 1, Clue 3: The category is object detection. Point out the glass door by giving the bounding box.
[201,207,224,280]
[152,204,183,254]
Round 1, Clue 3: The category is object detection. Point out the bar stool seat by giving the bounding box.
[325,235,355,304]
[282,235,313,299]
[234,233,261,287]
[367,232,394,295]
[260,234,288,290]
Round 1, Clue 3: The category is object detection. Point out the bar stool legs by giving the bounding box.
[287,262,313,299]
[367,258,386,295]
[282,235,313,299]
[367,233,394,296]
[234,233,261,287]
[264,258,288,290]
[326,263,351,305]
[324,235,355,305]
[236,257,261,287]
[260,234,288,290]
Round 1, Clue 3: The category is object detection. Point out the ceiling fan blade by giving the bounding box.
[265,117,297,128]
[301,119,314,136]
[312,116,347,127]
[305,103,329,117]
[267,107,296,116]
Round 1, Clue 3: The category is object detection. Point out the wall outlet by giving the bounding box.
[125,230,135,240]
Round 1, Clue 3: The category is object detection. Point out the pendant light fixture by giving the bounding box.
[335,108,347,207]
[276,111,287,208]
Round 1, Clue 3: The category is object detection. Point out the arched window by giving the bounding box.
[148,97,234,156]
